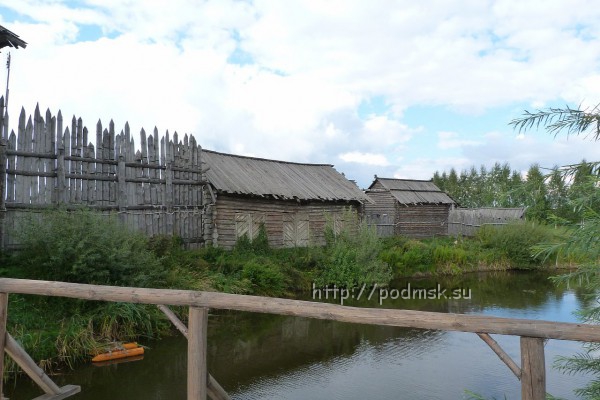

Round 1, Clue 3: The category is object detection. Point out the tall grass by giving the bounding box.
[13,208,166,286]
[380,222,577,278]
[3,210,173,377]
[314,213,392,287]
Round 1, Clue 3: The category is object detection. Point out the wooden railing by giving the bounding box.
[1,278,599,400]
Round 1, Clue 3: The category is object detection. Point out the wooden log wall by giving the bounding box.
[365,188,450,238]
[0,100,209,249]
[213,195,359,249]
[364,190,397,237]
[394,204,450,238]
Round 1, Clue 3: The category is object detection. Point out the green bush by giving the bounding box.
[380,239,434,276]
[241,258,285,295]
[316,221,391,287]
[13,209,166,287]
[233,223,270,255]
[475,221,562,268]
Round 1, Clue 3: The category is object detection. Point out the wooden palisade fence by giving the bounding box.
[448,207,526,236]
[0,98,210,249]
[1,278,600,399]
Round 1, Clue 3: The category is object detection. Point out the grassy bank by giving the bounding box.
[0,210,584,377]
[381,221,581,277]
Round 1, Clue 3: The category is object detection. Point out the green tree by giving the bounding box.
[546,166,569,221]
[508,170,526,207]
[432,171,444,192]
[510,104,600,398]
[523,164,549,221]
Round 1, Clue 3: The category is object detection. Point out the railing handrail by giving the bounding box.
[0,277,598,342]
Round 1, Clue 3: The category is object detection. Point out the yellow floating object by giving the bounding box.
[92,354,144,367]
[92,346,144,362]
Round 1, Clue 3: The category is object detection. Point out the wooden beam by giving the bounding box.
[477,333,521,379]
[4,333,61,395]
[157,304,188,337]
[188,307,208,400]
[521,337,546,400]
[207,375,231,400]
[32,385,81,400]
[157,305,231,400]
[1,278,600,343]
[0,293,7,399]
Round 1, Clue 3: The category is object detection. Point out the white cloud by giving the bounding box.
[393,157,472,180]
[1,0,600,190]
[437,131,481,149]
[339,152,390,166]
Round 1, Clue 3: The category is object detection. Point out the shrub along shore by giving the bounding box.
[0,209,584,377]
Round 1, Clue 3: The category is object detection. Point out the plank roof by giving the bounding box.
[367,177,456,205]
[0,25,27,49]
[202,149,371,203]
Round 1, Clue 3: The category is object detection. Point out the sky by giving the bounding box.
[0,0,599,188]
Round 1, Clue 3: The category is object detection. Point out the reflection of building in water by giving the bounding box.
[207,312,444,389]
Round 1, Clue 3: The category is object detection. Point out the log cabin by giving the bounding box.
[202,150,371,249]
[364,176,456,238]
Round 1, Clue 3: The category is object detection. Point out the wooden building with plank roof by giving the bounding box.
[202,150,371,249]
[364,176,456,238]
[0,25,27,49]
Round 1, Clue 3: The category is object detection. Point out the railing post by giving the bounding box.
[0,293,7,400]
[521,336,546,400]
[188,306,208,400]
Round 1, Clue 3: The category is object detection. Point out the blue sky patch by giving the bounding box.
[227,47,254,66]
[357,96,389,119]
[77,24,107,42]
[0,6,35,24]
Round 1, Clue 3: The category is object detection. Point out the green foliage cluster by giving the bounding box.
[510,103,600,399]
[433,160,599,223]
[380,222,573,277]
[14,209,166,287]
[314,219,391,287]
[380,238,434,275]
[144,225,290,296]
[475,221,564,268]
[3,210,176,377]
[381,236,487,277]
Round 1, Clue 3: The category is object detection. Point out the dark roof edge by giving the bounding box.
[0,26,27,48]
[388,189,443,193]
[202,148,333,167]
[368,176,434,190]
[377,177,433,182]
[213,190,368,203]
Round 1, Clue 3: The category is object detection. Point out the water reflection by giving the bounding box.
[5,270,594,400]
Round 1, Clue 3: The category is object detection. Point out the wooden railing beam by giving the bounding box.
[1,278,600,343]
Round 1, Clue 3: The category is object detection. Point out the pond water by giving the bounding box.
[5,270,595,399]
